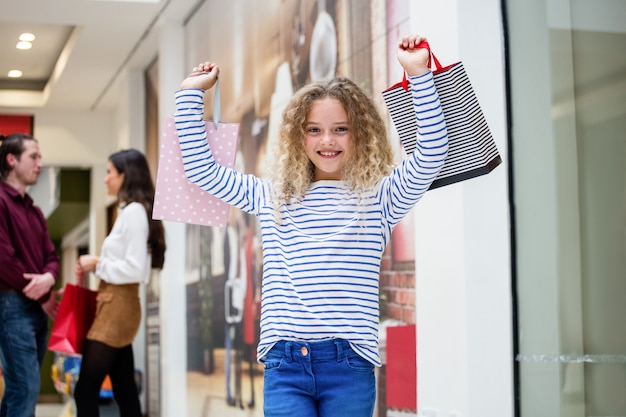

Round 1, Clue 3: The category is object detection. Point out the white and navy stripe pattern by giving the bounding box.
[174,70,448,367]
[383,62,501,189]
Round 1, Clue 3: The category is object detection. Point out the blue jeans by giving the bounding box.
[0,292,48,417]
[263,339,376,417]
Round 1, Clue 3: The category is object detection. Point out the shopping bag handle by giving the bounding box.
[76,271,88,288]
[185,70,221,128]
[57,271,87,301]
[212,79,221,129]
[400,41,444,92]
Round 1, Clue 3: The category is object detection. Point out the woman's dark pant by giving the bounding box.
[74,340,140,417]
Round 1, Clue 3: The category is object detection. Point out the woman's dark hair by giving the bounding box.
[0,133,37,179]
[109,149,166,269]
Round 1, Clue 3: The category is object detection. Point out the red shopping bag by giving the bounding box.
[48,283,97,356]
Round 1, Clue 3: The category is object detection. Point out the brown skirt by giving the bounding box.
[87,281,141,348]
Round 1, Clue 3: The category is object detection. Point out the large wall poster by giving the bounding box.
[183,1,417,415]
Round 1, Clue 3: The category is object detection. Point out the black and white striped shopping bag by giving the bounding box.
[382,44,501,189]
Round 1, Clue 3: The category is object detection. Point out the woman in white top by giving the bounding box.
[73,149,165,417]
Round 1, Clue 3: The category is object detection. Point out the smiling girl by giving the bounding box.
[174,33,448,417]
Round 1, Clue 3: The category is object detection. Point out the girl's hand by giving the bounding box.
[397,34,431,77]
[180,61,220,90]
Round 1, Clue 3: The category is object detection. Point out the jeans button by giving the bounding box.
[300,346,308,356]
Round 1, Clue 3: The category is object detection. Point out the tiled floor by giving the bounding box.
[32,347,265,417]
[36,402,69,417]
[36,401,120,417]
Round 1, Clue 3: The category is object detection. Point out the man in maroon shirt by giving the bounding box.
[0,132,60,417]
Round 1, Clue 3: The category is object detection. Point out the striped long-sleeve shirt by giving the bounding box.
[174,70,448,366]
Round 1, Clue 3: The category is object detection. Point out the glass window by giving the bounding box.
[507,0,626,415]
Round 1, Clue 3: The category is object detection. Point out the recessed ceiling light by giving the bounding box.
[16,41,33,50]
[8,70,23,78]
[19,33,36,42]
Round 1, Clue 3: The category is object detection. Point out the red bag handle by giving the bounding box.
[76,270,88,288]
[400,41,445,91]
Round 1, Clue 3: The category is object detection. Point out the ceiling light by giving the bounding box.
[19,33,36,42]
[8,70,23,78]
[16,41,33,50]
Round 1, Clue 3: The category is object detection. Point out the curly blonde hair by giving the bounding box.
[267,77,394,205]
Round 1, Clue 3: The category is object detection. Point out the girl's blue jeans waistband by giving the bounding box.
[270,339,353,362]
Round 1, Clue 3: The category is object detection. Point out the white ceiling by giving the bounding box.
[2,0,623,115]
[0,0,201,111]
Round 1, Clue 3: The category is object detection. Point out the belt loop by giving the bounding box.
[285,341,293,362]
[335,340,344,362]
